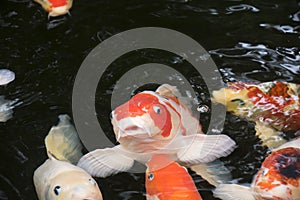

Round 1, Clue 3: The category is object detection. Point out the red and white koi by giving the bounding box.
[214,137,300,200]
[77,84,236,180]
[34,0,73,17]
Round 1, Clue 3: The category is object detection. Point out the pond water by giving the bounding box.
[0,0,299,199]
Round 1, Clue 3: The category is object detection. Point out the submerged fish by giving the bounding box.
[214,137,300,200]
[146,154,202,200]
[212,81,300,148]
[34,0,73,17]
[33,114,103,200]
[0,69,15,86]
[78,84,236,184]
[0,96,13,122]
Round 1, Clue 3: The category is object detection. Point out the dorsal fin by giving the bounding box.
[156,84,193,109]
[156,84,182,98]
[45,114,83,164]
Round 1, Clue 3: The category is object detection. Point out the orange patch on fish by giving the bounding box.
[146,154,202,200]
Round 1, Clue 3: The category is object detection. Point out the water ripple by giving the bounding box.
[210,42,300,81]
[260,23,300,34]
[226,4,260,13]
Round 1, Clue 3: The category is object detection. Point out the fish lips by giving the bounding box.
[111,114,161,141]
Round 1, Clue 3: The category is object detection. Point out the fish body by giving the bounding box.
[33,114,103,200]
[34,0,73,17]
[214,137,300,200]
[78,84,236,182]
[146,154,202,200]
[0,69,15,86]
[212,81,300,148]
[45,114,83,164]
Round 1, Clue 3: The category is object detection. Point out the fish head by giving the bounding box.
[253,147,300,199]
[212,82,255,117]
[111,91,182,152]
[46,170,103,200]
[47,0,73,17]
[146,154,201,199]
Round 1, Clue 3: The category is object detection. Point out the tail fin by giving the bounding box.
[190,159,232,187]
[213,184,255,200]
[45,114,83,164]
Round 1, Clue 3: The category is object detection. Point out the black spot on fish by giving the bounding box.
[230,99,245,106]
[276,151,300,179]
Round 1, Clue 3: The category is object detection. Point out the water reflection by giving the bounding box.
[210,42,300,82]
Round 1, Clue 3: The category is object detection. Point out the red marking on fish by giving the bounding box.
[49,0,67,8]
[228,81,300,132]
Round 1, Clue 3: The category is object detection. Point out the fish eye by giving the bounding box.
[89,178,96,186]
[53,186,61,196]
[109,112,113,119]
[148,173,154,181]
[153,106,161,114]
[230,99,245,106]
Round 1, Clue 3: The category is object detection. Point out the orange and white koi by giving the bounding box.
[212,81,300,148]
[34,0,73,17]
[214,137,300,200]
[78,84,236,181]
[146,154,202,200]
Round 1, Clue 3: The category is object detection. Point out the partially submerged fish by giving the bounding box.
[78,84,236,184]
[212,81,300,148]
[0,96,13,122]
[214,137,300,200]
[45,114,83,164]
[146,154,202,200]
[34,0,73,17]
[0,69,15,86]
[33,114,103,200]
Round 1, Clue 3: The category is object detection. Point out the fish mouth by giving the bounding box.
[117,125,151,139]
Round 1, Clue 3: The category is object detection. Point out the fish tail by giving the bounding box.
[190,159,232,187]
[45,114,83,164]
[213,184,256,200]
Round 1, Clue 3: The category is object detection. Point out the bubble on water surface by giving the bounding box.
[0,69,15,86]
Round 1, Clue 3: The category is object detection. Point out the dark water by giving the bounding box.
[0,0,299,199]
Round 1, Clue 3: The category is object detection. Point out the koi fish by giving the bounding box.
[34,0,73,17]
[212,81,300,149]
[78,84,236,184]
[214,137,300,200]
[33,114,103,200]
[146,154,202,200]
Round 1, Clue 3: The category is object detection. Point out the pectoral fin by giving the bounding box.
[177,134,236,164]
[213,184,255,200]
[77,145,134,177]
[190,159,232,187]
